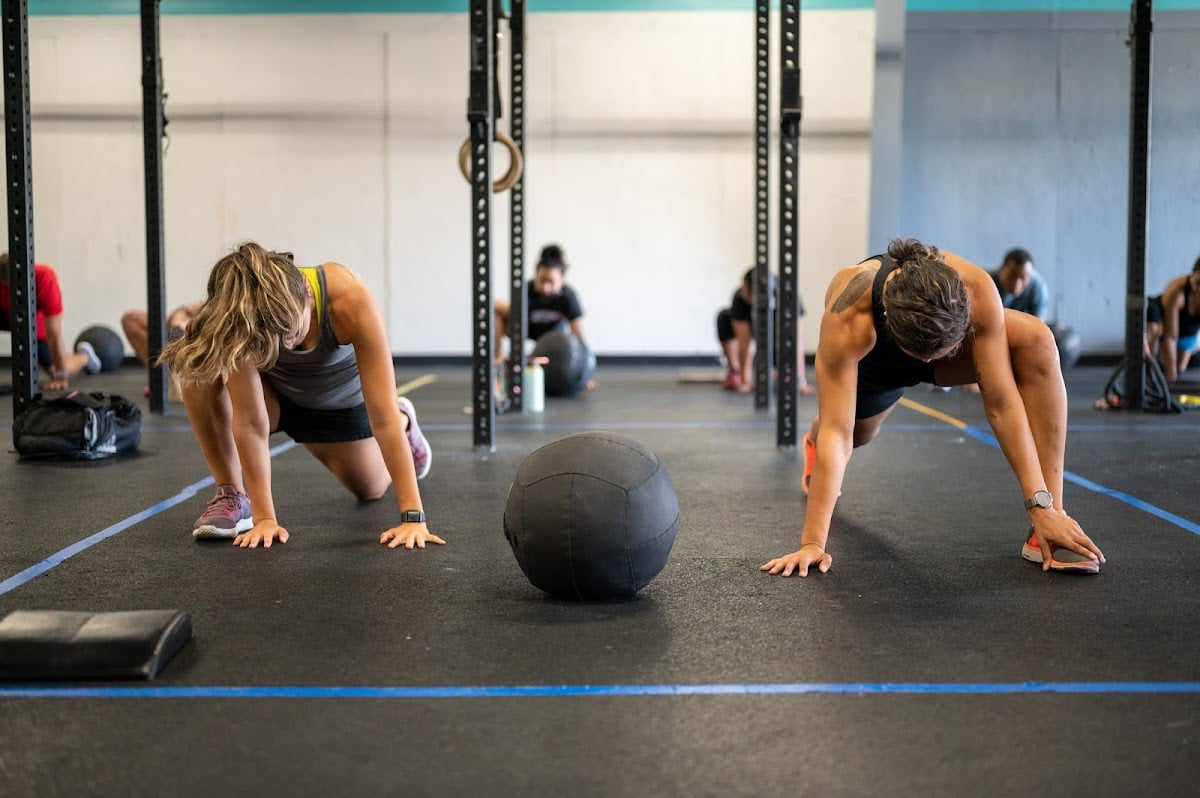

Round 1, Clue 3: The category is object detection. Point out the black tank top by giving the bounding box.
[1180,279,1200,337]
[855,253,936,391]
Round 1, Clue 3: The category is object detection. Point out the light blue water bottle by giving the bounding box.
[523,359,545,413]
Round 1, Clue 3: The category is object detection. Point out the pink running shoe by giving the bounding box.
[192,485,252,540]
[397,396,432,480]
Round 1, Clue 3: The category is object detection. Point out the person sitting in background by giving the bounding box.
[716,267,812,394]
[493,244,594,402]
[0,252,101,391]
[989,248,1049,321]
[1146,254,1200,382]
[121,302,203,402]
[952,248,1052,395]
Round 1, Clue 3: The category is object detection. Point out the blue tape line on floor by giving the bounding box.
[2,682,1199,699]
[0,440,298,597]
[960,425,1200,536]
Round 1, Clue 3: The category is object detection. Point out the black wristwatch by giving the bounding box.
[1023,490,1053,511]
[399,509,426,524]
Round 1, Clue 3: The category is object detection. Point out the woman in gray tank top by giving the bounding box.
[160,241,441,552]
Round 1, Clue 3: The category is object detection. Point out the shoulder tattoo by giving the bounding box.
[831,271,873,313]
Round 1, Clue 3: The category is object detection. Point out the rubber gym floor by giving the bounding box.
[1,362,1197,797]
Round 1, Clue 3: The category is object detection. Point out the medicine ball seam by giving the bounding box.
[566,472,582,601]
[626,513,680,550]
[532,436,662,492]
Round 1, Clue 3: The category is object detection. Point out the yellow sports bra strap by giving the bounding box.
[300,266,323,328]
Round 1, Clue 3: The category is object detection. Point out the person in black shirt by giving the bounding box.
[493,244,593,404]
[715,267,812,394]
[495,244,586,353]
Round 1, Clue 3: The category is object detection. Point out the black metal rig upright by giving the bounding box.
[1123,0,1153,411]
[507,0,527,413]
[776,0,802,450]
[141,0,169,414]
[752,0,773,412]
[3,0,38,421]
[468,0,496,450]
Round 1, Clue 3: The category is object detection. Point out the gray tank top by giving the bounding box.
[266,265,364,409]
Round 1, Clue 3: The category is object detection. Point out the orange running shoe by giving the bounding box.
[1021,529,1100,574]
[801,433,816,494]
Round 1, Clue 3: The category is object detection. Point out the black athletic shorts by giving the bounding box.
[274,391,373,444]
[855,357,937,420]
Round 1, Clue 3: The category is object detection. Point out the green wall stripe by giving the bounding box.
[24,0,1200,14]
[909,0,1197,10]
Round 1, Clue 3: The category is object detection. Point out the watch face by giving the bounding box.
[1033,490,1052,508]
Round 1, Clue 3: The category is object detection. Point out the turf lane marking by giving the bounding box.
[1,682,1199,699]
[899,398,1200,536]
[0,440,298,597]
[896,397,968,429]
[396,374,437,395]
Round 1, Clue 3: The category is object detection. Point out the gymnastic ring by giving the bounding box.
[458,130,524,193]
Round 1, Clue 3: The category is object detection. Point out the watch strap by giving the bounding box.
[400,509,426,524]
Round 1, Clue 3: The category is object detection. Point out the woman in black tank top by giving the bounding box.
[761,237,1104,580]
[1147,256,1200,381]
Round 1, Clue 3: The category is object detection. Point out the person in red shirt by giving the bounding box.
[0,253,101,391]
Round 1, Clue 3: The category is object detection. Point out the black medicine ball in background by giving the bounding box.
[530,330,591,397]
[73,325,126,372]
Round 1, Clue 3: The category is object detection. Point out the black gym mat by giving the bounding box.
[1,365,1197,796]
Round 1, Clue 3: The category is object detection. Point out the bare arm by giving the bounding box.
[798,319,861,551]
[41,313,70,389]
[568,317,585,341]
[762,266,874,576]
[225,363,281,543]
[951,254,1103,565]
[329,264,442,549]
[961,267,1050,501]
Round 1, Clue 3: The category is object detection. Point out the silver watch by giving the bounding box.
[1023,490,1053,510]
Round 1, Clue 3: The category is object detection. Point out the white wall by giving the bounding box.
[3,9,875,357]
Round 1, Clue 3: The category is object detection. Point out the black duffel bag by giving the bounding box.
[13,390,142,460]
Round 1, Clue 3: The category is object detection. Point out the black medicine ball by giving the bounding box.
[503,431,680,601]
[74,325,125,372]
[531,330,590,397]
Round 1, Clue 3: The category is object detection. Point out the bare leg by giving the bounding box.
[304,439,391,501]
[121,309,151,366]
[720,338,740,373]
[807,403,898,449]
[62,352,93,376]
[301,400,414,500]
[180,379,246,491]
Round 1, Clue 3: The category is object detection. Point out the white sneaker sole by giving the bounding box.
[193,517,253,540]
